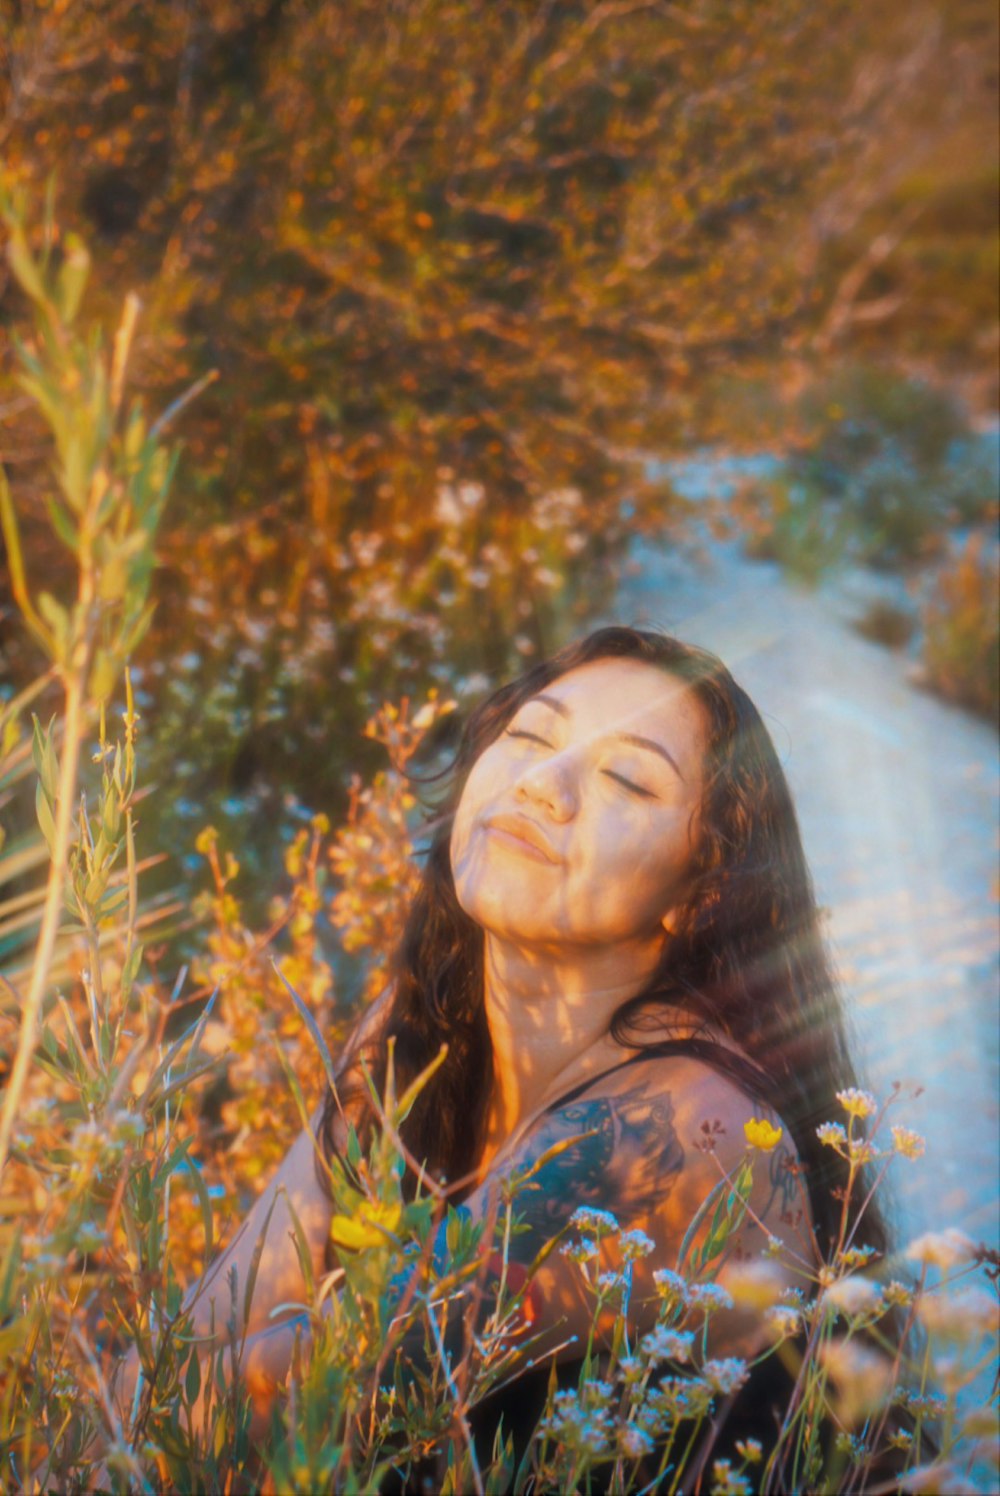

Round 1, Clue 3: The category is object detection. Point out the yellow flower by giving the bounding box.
[891,1125,926,1160]
[329,1199,402,1252]
[835,1087,877,1119]
[744,1117,783,1152]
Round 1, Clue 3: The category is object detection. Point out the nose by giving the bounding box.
[514,750,578,823]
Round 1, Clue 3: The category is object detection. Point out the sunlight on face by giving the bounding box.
[450,658,707,950]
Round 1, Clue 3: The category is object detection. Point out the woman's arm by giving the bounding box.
[113,984,397,1426]
[110,1112,332,1434]
[425,1053,813,1368]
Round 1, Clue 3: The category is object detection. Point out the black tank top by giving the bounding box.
[461,1037,775,1483]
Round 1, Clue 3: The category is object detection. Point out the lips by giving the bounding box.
[483,811,561,864]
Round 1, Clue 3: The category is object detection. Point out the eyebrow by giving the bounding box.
[529,695,686,782]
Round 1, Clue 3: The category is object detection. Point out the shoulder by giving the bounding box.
[487,1048,811,1272]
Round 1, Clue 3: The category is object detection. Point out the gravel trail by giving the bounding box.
[611,496,999,1254]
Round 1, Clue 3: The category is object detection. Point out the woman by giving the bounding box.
[119,626,888,1466]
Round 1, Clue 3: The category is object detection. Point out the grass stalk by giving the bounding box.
[0,667,87,1179]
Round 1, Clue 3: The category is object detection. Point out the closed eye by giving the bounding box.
[505,728,553,747]
[603,769,658,800]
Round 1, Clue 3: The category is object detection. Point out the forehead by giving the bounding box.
[527,656,707,779]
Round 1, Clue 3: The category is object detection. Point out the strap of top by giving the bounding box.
[539,1037,770,1117]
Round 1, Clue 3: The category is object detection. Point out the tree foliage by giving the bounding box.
[1,0,995,879]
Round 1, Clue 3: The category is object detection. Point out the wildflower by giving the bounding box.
[569,1377,609,1406]
[896,1388,948,1417]
[891,1125,926,1160]
[822,1275,886,1319]
[884,1279,914,1308]
[847,1137,878,1166]
[635,1402,669,1437]
[541,1390,612,1456]
[919,1286,998,1342]
[639,1326,695,1366]
[905,1228,976,1270]
[703,1358,750,1396]
[687,1282,734,1315]
[618,1422,655,1459]
[569,1206,620,1236]
[834,1432,869,1460]
[652,1267,688,1308]
[743,1116,782,1151]
[329,1199,402,1252]
[887,1429,914,1451]
[561,1237,600,1265]
[648,1377,713,1421]
[723,1258,787,1310]
[617,1354,644,1386]
[734,1438,763,1464]
[819,1339,893,1426]
[816,1121,847,1148]
[619,1228,656,1261]
[839,1244,877,1270]
[597,1269,630,1296]
[765,1304,802,1339]
[836,1087,877,1119]
[710,1459,752,1496]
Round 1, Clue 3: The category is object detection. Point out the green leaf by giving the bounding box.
[0,1228,23,1317]
[56,233,91,324]
[183,1346,202,1409]
[35,778,56,853]
[7,223,47,304]
[31,714,59,800]
[60,432,89,514]
[44,494,78,553]
[90,647,118,705]
[242,1192,280,1337]
[122,941,144,1000]
[282,1190,316,1302]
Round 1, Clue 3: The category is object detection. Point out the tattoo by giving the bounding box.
[500,1086,685,1259]
[768,1144,800,1217]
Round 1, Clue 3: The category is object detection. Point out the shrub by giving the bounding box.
[738,366,999,578]
[920,536,1000,725]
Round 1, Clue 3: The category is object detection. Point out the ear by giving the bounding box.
[660,905,681,937]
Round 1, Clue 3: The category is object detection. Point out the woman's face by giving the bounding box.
[450,657,708,950]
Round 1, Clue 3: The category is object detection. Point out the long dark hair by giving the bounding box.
[320,626,889,1262]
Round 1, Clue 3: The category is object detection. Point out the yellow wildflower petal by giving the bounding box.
[744,1117,783,1152]
[329,1200,402,1252]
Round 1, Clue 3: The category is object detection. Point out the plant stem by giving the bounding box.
[0,667,86,1178]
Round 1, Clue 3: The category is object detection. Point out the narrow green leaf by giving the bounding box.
[281,1190,316,1303]
[43,493,78,553]
[35,779,56,853]
[268,1032,312,1138]
[7,223,47,304]
[183,1345,201,1408]
[56,232,90,324]
[242,1193,280,1337]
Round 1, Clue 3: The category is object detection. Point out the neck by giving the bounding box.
[481,931,665,1147]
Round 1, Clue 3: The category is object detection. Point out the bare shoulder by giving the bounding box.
[480,1049,811,1273]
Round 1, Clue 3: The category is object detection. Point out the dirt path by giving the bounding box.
[611,502,999,1255]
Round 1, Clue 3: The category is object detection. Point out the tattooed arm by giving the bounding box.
[434,1053,813,1365]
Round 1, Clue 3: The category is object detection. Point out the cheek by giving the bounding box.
[449,749,505,872]
[590,806,698,915]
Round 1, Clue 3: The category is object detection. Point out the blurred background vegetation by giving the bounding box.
[1,0,997,919]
